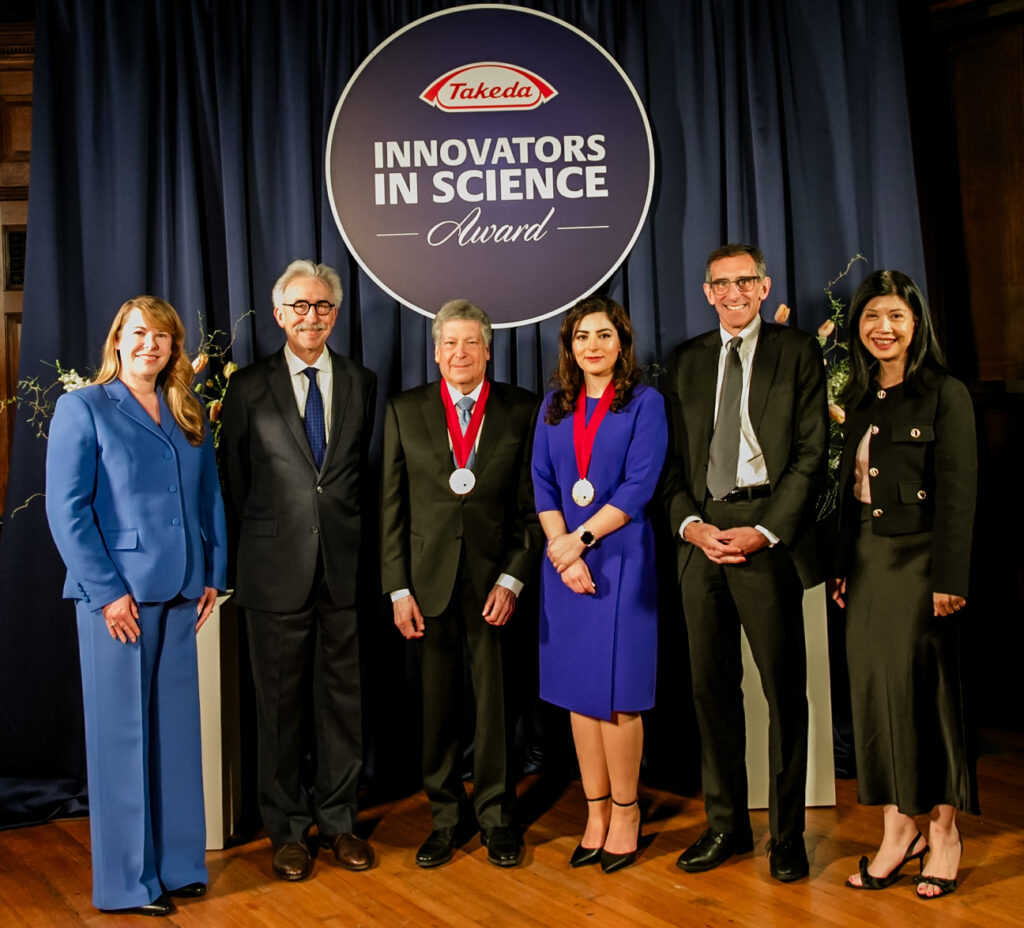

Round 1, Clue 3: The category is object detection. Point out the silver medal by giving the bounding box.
[572,477,595,506]
[449,467,476,495]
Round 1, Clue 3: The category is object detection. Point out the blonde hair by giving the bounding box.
[96,295,206,445]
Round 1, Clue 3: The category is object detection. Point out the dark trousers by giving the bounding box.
[418,561,513,832]
[246,559,362,845]
[681,497,809,842]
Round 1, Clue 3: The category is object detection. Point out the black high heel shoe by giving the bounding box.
[570,794,610,867]
[599,798,641,874]
[846,831,928,890]
[913,836,963,899]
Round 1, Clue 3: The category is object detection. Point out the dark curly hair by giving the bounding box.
[545,296,641,425]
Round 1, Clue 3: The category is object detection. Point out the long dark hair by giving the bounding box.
[545,296,641,425]
[841,270,946,408]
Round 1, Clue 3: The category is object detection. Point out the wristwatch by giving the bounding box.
[578,526,596,548]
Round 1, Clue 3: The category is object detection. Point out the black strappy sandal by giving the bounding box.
[845,831,928,890]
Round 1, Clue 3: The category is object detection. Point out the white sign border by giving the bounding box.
[325,3,656,329]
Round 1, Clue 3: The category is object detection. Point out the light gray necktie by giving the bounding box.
[707,336,743,500]
[456,395,476,469]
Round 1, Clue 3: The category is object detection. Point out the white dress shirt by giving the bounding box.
[680,315,778,546]
[283,343,333,435]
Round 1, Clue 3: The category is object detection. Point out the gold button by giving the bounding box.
[877,389,886,399]
[871,425,880,435]
[910,428,921,438]
[869,467,879,477]
[917,490,927,500]
[872,508,883,518]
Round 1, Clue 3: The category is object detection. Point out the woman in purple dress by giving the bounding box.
[532,296,668,874]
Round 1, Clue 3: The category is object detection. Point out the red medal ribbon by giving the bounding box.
[573,381,615,481]
[441,378,490,468]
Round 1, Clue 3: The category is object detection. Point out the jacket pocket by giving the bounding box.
[241,517,278,537]
[103,528,139,550]
[898,481,929,504]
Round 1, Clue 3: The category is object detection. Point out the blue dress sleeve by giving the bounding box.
[606,387,669,520]
[531,393,562,514]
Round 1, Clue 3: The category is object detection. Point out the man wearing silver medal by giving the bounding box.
[381,299,541,869]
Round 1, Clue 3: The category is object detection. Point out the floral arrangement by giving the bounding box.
[184,310,250,446]
[775,254,866,519]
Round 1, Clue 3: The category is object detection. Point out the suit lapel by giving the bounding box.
[420,381,455,472]
[268,350,318,471]
[748,322,781,435]
[694,332,720,457]
[472,380,503,473]
[105,380,171,445]
[321,350,352,473]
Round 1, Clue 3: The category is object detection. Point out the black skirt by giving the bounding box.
[845,504,978,815]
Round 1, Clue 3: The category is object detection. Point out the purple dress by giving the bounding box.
[532,384,668,720]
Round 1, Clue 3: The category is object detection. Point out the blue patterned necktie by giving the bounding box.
[303,367,326,470]
[456,394,476,469]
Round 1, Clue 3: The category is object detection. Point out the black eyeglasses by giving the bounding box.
[708,276,761,295]
[283,300,335,316]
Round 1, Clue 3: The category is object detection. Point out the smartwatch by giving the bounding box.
[578,527,596,548]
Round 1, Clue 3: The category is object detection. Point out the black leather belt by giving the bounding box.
[716,484,772,503]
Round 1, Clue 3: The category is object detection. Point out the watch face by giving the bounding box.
[580,530,595,547]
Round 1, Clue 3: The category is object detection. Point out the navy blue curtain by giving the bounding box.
[0,0,924,826]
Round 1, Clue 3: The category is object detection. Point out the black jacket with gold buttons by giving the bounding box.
[835,368,977,596]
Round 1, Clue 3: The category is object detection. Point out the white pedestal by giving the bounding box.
[740,582,836,808]
[196,595,243,849]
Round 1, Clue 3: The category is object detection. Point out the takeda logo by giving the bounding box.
[421,62,557,112]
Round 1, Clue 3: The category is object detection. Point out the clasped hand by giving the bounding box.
[684,522,767,564]
[546,531,585,572]
[546,533,595,595]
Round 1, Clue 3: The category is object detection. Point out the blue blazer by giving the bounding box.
[46,379,228,608]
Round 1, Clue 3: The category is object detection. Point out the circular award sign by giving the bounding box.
[326,5,655,328]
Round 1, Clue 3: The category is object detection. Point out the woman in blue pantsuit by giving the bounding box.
[532,296,667,874]
[46,296,227,916]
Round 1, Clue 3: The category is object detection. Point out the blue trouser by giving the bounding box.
[75,596,207,910]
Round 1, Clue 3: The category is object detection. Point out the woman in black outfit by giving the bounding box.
[831,270,977,899]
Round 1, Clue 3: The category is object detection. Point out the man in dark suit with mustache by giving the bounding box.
[220,260,376,881]
[662,244,827,883]
[381,299,540,869]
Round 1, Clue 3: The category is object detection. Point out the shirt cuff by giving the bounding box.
[496,573,523,597]
[679,515,702,541]
[389,588,411,603]
[755,524,779,547]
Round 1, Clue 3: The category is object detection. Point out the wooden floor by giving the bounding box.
[2,731,1023,928]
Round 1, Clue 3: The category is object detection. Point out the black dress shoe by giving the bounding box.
[166,881,206,898]
[272,841,314,881]
[676,827,754,873]
[481,826,524,867]
[767,838,809,882]
[101,893,175,916]
[416,828,456,868]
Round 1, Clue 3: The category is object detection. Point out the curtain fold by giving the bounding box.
[0,0,924,826]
